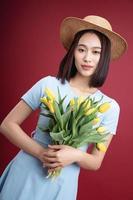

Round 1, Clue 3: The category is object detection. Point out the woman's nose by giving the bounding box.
[83,52,92,63]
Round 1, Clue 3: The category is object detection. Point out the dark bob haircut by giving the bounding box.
[57,29,111,87]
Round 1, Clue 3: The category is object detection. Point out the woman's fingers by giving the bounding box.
[40,148,59,163]
[48,145,62,149]
[43,156,58,163]
[43,149,58,157]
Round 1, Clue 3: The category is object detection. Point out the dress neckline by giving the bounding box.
[65,80,101,98]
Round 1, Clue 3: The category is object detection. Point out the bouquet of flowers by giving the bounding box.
[39,87,110,180]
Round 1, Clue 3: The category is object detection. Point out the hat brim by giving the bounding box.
[60,17,127,60]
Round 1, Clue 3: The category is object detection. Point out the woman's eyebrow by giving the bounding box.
[92,47,101,49]
[77,44,101,49]
[77,44,87,48]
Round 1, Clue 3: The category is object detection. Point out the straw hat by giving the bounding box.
[60,15,127,60]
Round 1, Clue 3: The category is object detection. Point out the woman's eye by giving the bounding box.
[78,48,85,52]
[93,51,101,54]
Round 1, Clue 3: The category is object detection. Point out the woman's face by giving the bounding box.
[74,32,101,78]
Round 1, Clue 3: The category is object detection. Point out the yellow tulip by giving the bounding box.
[83,99,91,111]
[92,117,100,125]
[85,108,96,115]
[40,97,49,106]
[77,96,84,108]
[86,100,91,110]
[98,102,110,113]
[47,100,55,113]
[97,126,106,134]
[45,88,55,100]
[40,97,54,113]
[70,98,75,106]
[97,143,107,152]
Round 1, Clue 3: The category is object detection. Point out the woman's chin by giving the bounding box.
[79,71,94,77]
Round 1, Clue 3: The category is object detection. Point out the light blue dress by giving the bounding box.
[0,76,120,200]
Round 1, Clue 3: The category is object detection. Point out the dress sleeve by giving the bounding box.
[100,100,120,135]
[21,76,50,110]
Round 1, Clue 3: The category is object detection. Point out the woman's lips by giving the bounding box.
[81,65,93,70]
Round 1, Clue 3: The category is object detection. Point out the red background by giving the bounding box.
[0,0,133,199]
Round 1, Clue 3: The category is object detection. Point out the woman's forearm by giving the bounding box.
[76,150,103,171]
[76,136,113,171]
[0,120,45,159]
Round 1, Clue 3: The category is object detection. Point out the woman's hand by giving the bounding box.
[41,145,82,171]
[38,147,56,163]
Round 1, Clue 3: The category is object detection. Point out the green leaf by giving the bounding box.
[76,116,86,127]
[63,134,72,144]
[41,104,49,111]
[57,87,67,114]
[52,123,60,132]
[40,112,55,120]
[72,118,77,137]
[71,133,109,147]
[84,113,97,123]
[79,122,93,135]
[53,101,63,129]
[57,86,62,102]
[50,130,65,142]
[75,100,86,119]
[92,95,103,105]
[62,109,72,130]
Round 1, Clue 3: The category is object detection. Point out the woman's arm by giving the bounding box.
[76,134,113,170]
[0,100,47,161]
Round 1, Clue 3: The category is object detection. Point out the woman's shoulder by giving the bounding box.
[38,75,61,85]
[98,90,120,112]
[38,75,56,83]
[21,76,63,110]
[35,75,65,94]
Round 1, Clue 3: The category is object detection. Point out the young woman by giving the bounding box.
[0,15,127,200]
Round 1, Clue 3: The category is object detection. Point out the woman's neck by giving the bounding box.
[69,73,98,96]
[70,74,91,90]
